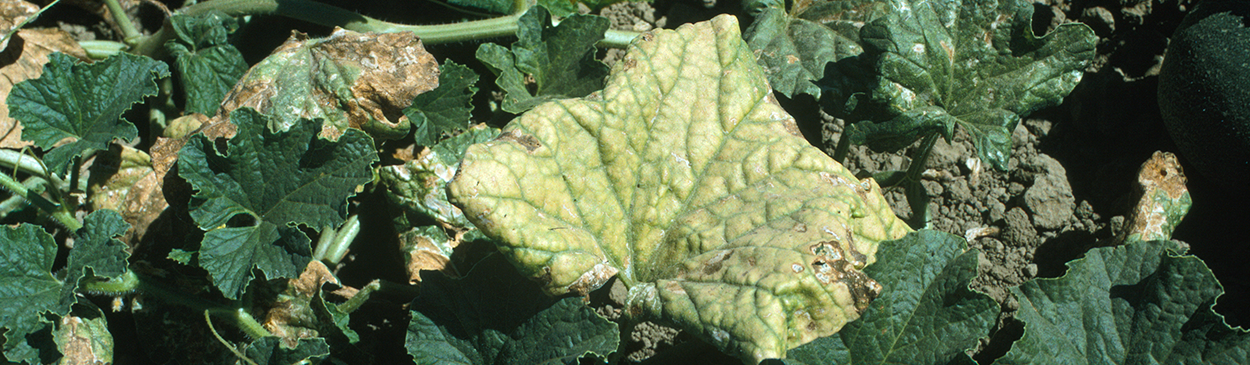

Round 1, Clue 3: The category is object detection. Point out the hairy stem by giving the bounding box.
[102,0,141,42]
[0,170,80,230]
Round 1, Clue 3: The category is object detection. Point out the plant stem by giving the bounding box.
[102,0,141,42]
[323,214,360,265]
[78,40,128,59]
[81,271,273,339]
[903,133,938,229]
[0,170,80,230]
[831,126,851,165]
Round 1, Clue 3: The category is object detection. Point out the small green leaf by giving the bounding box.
[1000,240,1249,364]
[767,230,998,364]
[450,15,910,363]
[476,6,609,113]
[742,0,887,99]
[177,108,377,299]
[165,10,248,116]
[856,0,1095,170]
[0,210,131,364]
[244,337,330,365]
[405,254,619,365]
[406,60,480,146]
[381,125,499,229]
[7,52,169,174]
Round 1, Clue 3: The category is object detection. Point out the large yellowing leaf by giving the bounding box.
[448,15,910,364]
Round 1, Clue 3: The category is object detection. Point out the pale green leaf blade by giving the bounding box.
[406,60,480,146]
[0,224,60,364]
[999,240,1249,364]
[860,0,1095,170]
[450,15,910,363]
[769,230,997,364]
[7,52,168,174]
[476,6,609,113]
[177,108,377,299]
[742,0,886,99]
[244,337,330,365]
[165,10,248,115]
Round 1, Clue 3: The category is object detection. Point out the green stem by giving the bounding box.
[337,280,420,314]
[0,170,80,230]
[322,214,360,265]
[0,149,63,188]
[903,134,938,229]
[82,271,273,339]
[102,0,141,42]
[831,125,851,165]
[78,40,128,59]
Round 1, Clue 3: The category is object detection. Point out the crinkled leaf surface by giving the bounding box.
[0,210,130,364]
[381,125,499,229]
[449,15,910,363]
[165,10,248,115]
[764,230,997,364]
[217,28,438,140]
[405,254,619,364]
[742,0,887,99]
[999,239,1249,364]
[244,337,330,365]
[405,60,479,146]
[7,52,168,174]
[476,6,609,113]
[851,0,1095,170]
[177,108,377,299]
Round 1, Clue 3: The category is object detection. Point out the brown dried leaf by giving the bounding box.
[213,27,439,141]
[1115,151,1191,244]
[398,226,462,284]
[0,27,88,149]
[1,0,39,50]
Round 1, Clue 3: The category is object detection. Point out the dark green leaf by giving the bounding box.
[7,52,169,174]
[406,60,479,146]
[742,0,887,99]
[766,230,997,364]
[405,254,619,364]
[0,210,131,364]
[0,224,60,363]
[859,0,1095,170]
[244,337,330,365]
[1000,240,1249,364]
[476,6,609,113]
[165,10,248,115]
[177,108,377,299]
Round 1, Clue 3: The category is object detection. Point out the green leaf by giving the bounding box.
[165,10,248,116]
[999,239,1249,364]
[855,0,1095,170]
[476,6,609,114]
[0,224,60,363]
[7,52,169,174]
[449,15,910,363]
[405,254,619,365]
[177,108,377,299]
[244,337,330,365]
[766,230,998,364]
[0,210,131,364]
[405,60,480,147]
[742,0,887,99]
[381,125,499,229]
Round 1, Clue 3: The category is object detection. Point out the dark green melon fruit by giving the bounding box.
[1157,0,1250,189]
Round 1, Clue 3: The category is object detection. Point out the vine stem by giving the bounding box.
[0,169,80,230]
[127,0,640,58]
[81,271,273,339]
[102,0,142,42]
[902,133,939,229]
